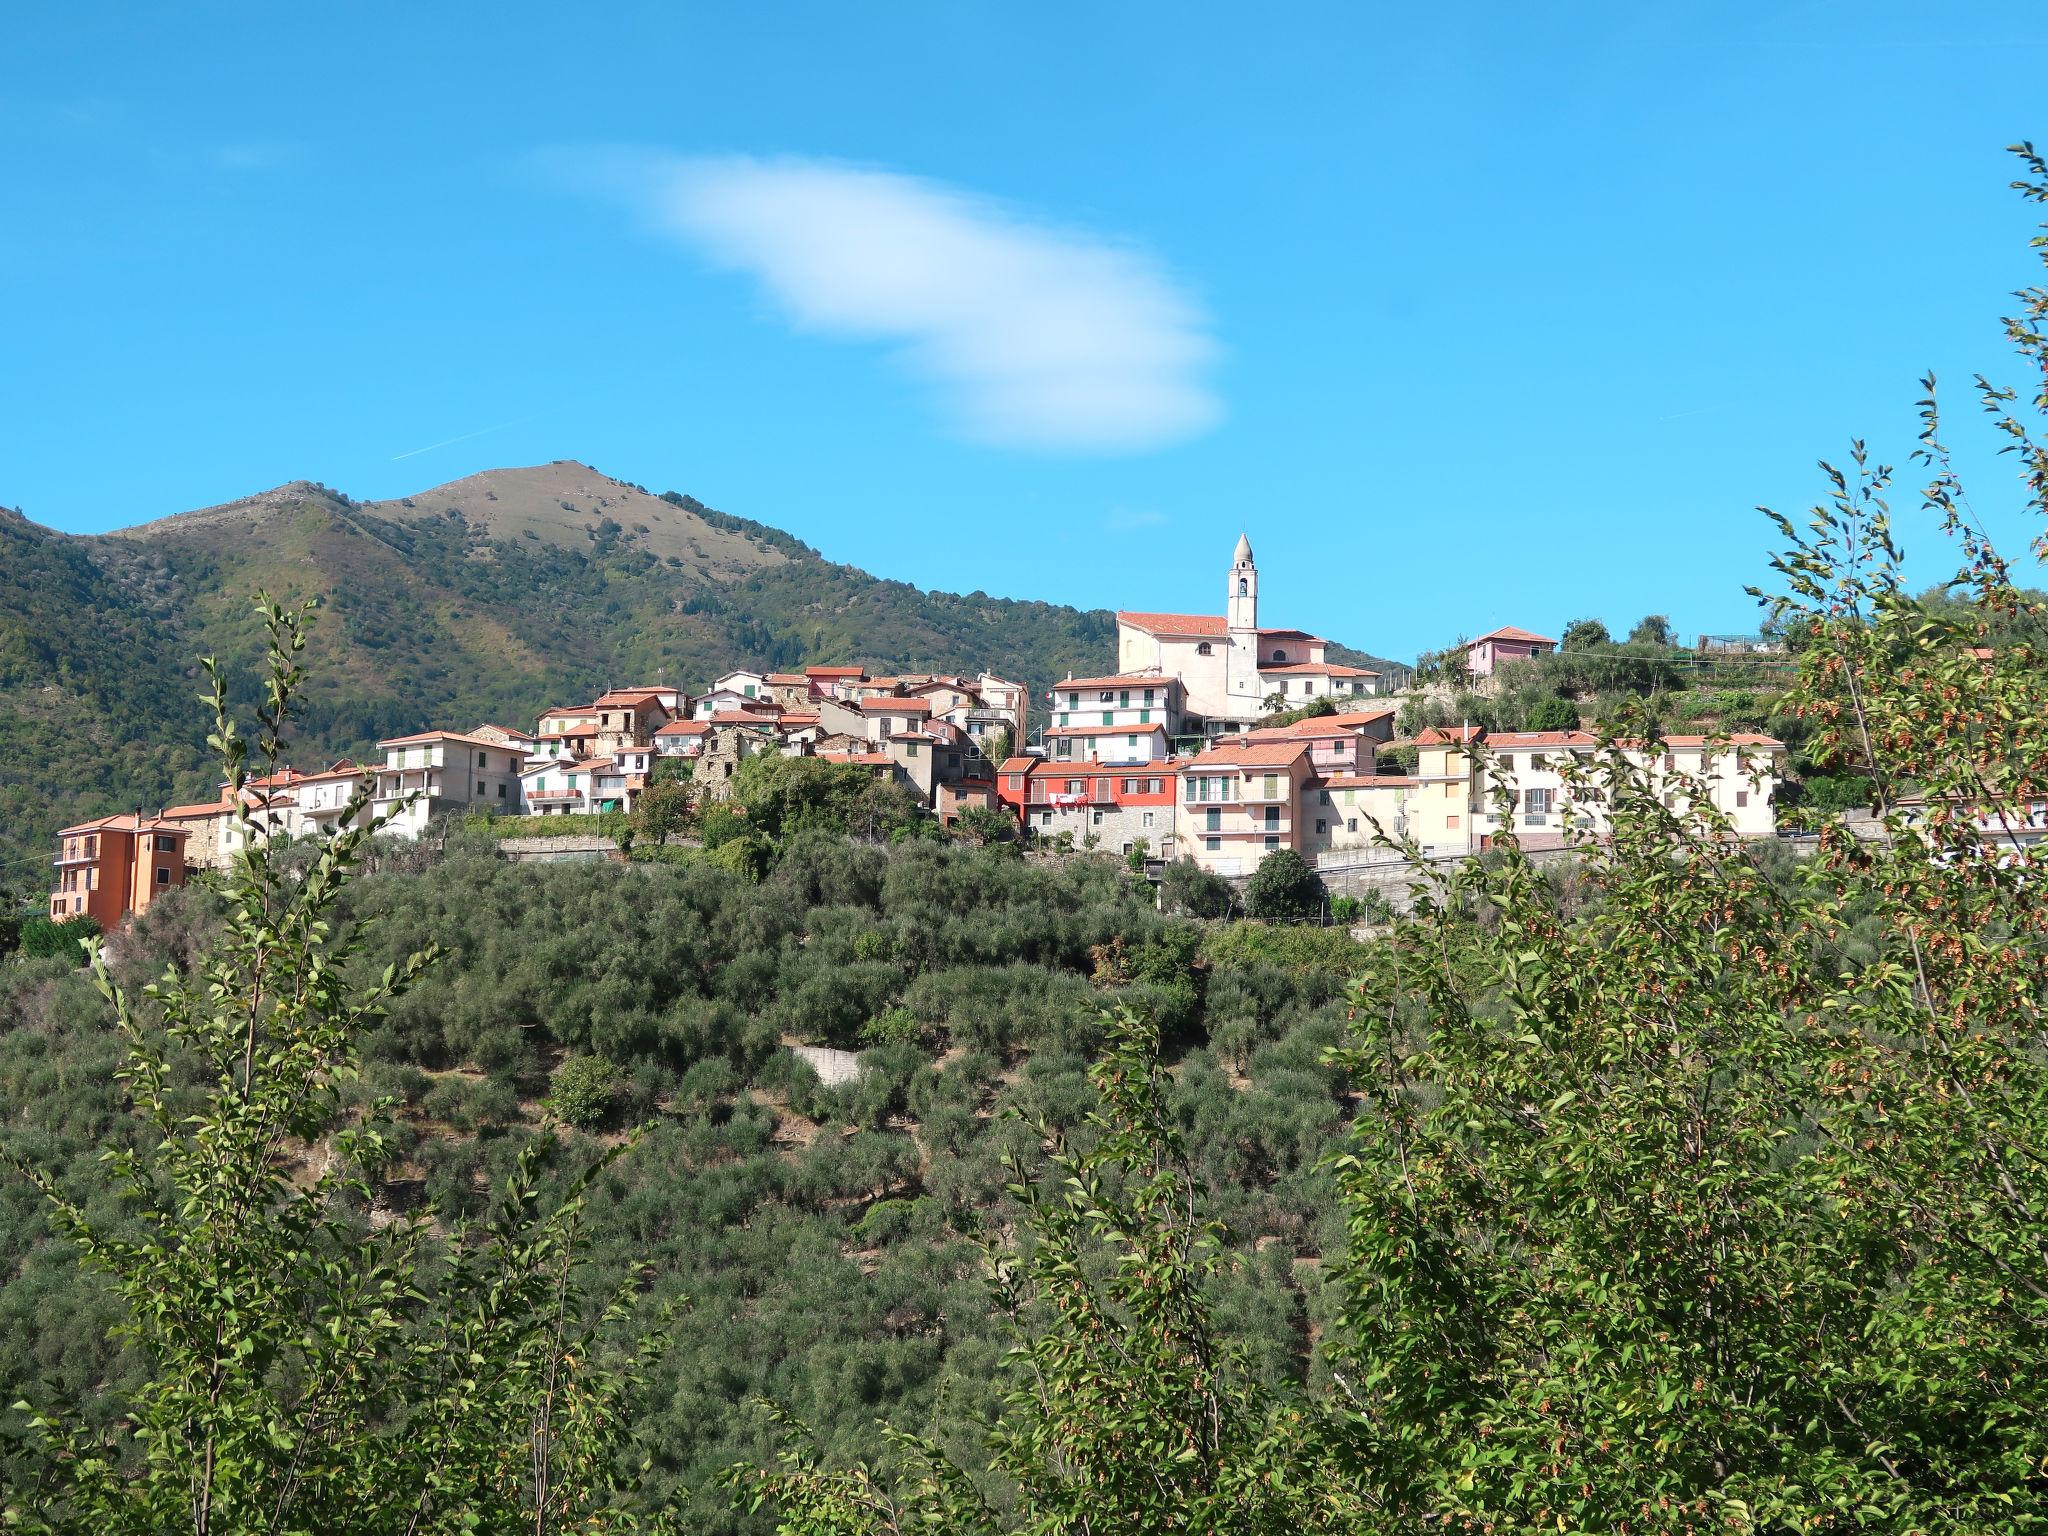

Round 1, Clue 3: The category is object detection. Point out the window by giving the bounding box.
[1066,693,1079,709]
[1196,642,1213,656]
[1121,778,1137,794]
[1008,774,1024,791]
[1205,836,1221,852]
[1205,809,1221,832]
[1315,819,1326,834]
[1447,814,1460,829]
[1319,790,1332,805]
[154,834,176,852]
[1347,817,1358,832]
[1735,790,1749,808]
[1118,690,1130,707]
[156,866,171,885]
[1102,711,1114,726]
[498,783,508,799]
[1127,734,1139,748]
[1264,835,1280,851]
[1066,780,1083,796]
[1498,754,1515,771]
[1147,779,1161,794]
[1143,688,1155,704]
[1262,774,1279,799]
[1092,810,1104,825]
[905,741,920,756]
[1264,806,1281,828]
[477,751,488,767]
[1040,812,1053,826]
[1138,709,1151,724]
[1238,578,1248,595]
[1122,841,1133,855]
[1271,649,1287,662]
[1141,811,1154,828]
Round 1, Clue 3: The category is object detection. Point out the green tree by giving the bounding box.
[5,599,676,1534]
[1159,857,1233,918]
[633,776,695,845]
[1243,848,1323,922]
[1627,612,1675,646]
[1521,694,1579,732]
[1326,147,2048,1533]
[1560,616,1611,649]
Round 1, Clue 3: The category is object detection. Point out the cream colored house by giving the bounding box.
[1172,739,1316,876]
[373,731,527,838]
[1409,726,1785,855]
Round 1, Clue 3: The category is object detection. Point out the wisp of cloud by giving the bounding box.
[554,151,1220,454]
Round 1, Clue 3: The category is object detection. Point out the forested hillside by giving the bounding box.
[0,834,1362,1531]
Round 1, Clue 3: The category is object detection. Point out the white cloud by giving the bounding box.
[554,151,1220,454]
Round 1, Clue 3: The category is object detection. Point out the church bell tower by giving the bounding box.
[1225,532,1261,719]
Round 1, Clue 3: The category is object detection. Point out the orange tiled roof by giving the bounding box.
[860,697,932,713]
[57,813,189,836]
[1414,726,1484,746]
[1472,625,1558,646]
[655,720,708,736]
[1183,740,1312,770]
[998,755,1042,774]
[1116,610,1227,637]
[591,689,670,709]
[1258,661,1378,676]
[804,665,867,677]
[816,751,893,765]
[1479,730,1600,750]
[159,800,233,820]
[1323,773,1417,789]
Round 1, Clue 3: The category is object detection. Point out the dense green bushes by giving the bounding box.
[0,835,1361,1530]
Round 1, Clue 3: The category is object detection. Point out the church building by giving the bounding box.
[1114,534,1383,736]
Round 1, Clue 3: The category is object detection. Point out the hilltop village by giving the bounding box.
[47,534,1787,927]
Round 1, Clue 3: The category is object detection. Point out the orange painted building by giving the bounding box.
[48,814,191,926]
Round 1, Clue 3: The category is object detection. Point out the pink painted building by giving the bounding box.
[1466,625,1558,677]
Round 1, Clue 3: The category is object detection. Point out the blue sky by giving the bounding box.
[4,3,2045,659]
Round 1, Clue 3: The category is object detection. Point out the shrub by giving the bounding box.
[1243,849,1324,922]
[16,913,101,962]
[1158,859,1232,919]
[544,1054,622,1130]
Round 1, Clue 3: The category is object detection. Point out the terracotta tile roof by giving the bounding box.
[1323,773,1417,789]
[998,756,1042,774]
[591,689,670,708]
[655,720,708,737]
[377,729,512,751]
[816,751,893,765]
[860,697,932,714]
[1414,726,1484,746]
[1116,610,1227,637]
[160,800,234,820]
[777,712,821,726]
[58,813,189,836]
[1257,661,1379,676]
[1245,716,1386,742]
[1257,627,1324,642]
[1472,625,1558,646]
[1053,673,1178,691]
[1475,730,1599,750]
[804,665,867,677]
[1183,740,1312,770]
[765,672,810,684]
